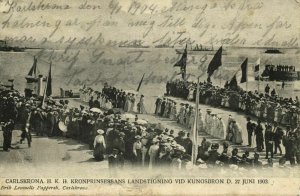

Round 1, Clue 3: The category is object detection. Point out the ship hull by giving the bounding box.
[256,71,299,81]
[175,49,226,55]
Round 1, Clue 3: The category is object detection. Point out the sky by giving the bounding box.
[0,0,299,48]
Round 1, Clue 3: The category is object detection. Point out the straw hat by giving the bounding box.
[97,129,104,135]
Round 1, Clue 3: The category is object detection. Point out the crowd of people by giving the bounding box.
[0,88,69,151]
[79,84,146,114]
[154,97,243,144]
[166,80,299,128]
[1,82,299,171]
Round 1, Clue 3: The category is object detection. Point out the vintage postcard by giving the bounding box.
[0,0,299,195]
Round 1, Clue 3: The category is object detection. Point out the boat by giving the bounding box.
[119,44,149,48]
[0,40,25,52]
[24,57,45,97]
[257,64,299,81]
[264,49,283,54]
[176,44,226,55]
[155,44,174,48]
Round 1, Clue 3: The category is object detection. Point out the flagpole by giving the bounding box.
[192,76,200,165]
[246,61,248,92]
[257,58,260,94]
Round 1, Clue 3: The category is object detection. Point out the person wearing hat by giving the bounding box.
[93,129,106,161]
[184,132,192,155]
[31,107,44,136]
[160,98,166,117]
[108,148,120,171]
[132,135,142,165]
[137,95,146,114]
[240,150,252,167]
[219,141,230,165]
[45,108,55,137]
[255,119,264,152]
[273,122,283,155]
[231,120,243,145]
[2,119,15,151]
[148,139,160,169]
[197,140,211,163]
[178,103,185,125]
[229,148,241,165]
[207,143,220,165]
[116,132,125,168]
[253,153,262,167]
[246,117,255,146]
[20,123,32,148]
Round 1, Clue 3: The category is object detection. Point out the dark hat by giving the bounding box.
[211,143,219,150]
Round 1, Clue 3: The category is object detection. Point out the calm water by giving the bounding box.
[0,47,299,99]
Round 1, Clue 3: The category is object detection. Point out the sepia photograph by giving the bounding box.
[0,0,299,195]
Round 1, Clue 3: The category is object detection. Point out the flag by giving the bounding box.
[46,62,52,96]
[174,44,187,79]
[207,46,222,77]
[136,73,145,92]
[28,57,37,77]
[254,58,260,79]
[228,74,238,90]
[240,58,248,83]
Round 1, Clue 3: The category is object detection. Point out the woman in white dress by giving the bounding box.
[216,116,226,139]
[93,129,106,161]
[148,140,160,169]
[137,95,146,114]
[232,121,243,144]
[187,86,195,101]
[197,109,205,133]
[189,107,195,130]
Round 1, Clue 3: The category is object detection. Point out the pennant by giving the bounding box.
[207,46,222,77]
[240,58,248,83]
[228,74,238,90]
[174,44,187,79]
[254,58,260,79]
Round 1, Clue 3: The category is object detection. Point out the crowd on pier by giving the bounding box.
[1,83,300,170]
[165,80,299,128]
[79,84,146,114]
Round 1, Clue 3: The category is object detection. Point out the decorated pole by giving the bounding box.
[191,77,200,165]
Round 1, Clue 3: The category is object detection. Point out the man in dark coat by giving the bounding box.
[229,148,241,165]
[273,122,283,155]
[207,143,220,165]
[45,109,55,137]
[160,98,166,116]
[246,117,254,146]
[265,124,274,159]
[89,96,94,109]
[93,97,100,109]
[2,119,14,151]
[184,132,193,155]
[255,120,264,152]
[32,109,44,136]
[117,132,125,168]
[108,148,120,169]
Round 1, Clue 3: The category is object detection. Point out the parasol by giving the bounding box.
[58,121,68,132]
[135,119,148,125]
[154,123,165,131]
[90,108,103,113]
[121,113,135,120]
